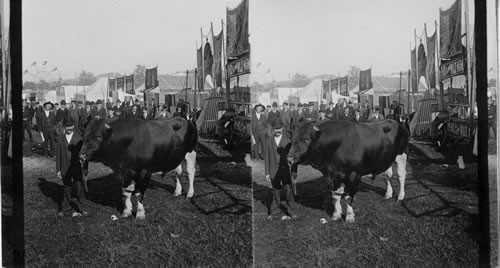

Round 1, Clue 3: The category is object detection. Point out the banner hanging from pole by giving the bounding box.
[125,75,134,95]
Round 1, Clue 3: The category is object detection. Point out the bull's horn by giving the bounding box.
[313,125,320,131]
[104,123,111,129]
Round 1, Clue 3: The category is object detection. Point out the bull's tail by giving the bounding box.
[397,124,410,155]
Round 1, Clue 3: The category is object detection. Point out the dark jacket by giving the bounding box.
[251,111,268,135]
[39,110,56,133]
[264,134,292,179]
[55,131,85,177]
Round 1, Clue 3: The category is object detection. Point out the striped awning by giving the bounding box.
[409,92,438,137]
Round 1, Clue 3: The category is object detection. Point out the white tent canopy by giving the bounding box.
[256,92,270,106]
[76,77,108,101]
[298,79,323,104]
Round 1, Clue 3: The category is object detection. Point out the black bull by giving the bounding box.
[79,118,197,220]
[287,120,409,223]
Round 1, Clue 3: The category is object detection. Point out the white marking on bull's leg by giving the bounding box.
[385,176,393,199]
[174,165,183,197]
[331,191,342,221]
[121,190,132,218]
[185,151,196,199]
[135,193,145,220]
[384,166,393,178]
[345,196,355,223]
[396,153,407,201]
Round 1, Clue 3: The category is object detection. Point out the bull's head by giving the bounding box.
[287,122,321,166]
[79,119,113,162]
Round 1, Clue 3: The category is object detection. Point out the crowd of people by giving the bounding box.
[22,98,202,157]
[251,98,408,220]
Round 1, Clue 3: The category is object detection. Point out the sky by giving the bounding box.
[250,0,498,82]
[23,0,242,81]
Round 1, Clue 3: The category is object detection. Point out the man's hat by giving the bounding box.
[298,103,303,107]
[270,118,283,129]
[319,110,326,114]
[354,109,361,113]
[90,101,95,105]
[54,103,59,106]
[272,102,278,107]
[60,100,66,105]
[62,115,75,127]
[254,104,265,111]
[162,104,168,110]
[329,101,334,105]
[117,99,121,103]
[283,102,288,106]
[375,107,381,111]
[71,100,76,103]
[96,100,102,104]
[85,101,91,105]
[289,103,295,107]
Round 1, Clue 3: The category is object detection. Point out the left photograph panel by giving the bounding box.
[18,0,251,266]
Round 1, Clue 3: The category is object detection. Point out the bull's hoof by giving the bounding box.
[345,215,355,223]
[331,213,342,221]
[185,196,192,200]
[136,214,146,220]
[121,211,132,218]
[396,197,404,203]
[173,191,182,197]
[384,194,393,199]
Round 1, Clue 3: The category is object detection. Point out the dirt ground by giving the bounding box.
[252,140,495,267]
[21,131,253,267]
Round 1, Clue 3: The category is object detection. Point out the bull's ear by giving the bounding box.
[313,125,320,132]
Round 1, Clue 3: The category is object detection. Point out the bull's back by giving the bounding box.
[318,120,407,175]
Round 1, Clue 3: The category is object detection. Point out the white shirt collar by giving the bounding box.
[44,110,50,117]
[256,113,261,119]
[65,132,74,144]
[274,135,282,146]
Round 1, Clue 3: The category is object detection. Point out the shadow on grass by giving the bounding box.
[37,178,64,212]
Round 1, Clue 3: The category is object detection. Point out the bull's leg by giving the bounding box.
[121,180,135,218]
[345,195,355,223]
[135,170,152,220]
[331,191,343,221]
[384,167,394,199]
[174,165,183,197]
[185,151,196,199]
[395,153,408,201]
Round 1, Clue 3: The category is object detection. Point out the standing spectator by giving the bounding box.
[386,109,397,120]
[353,109,366,123]
[173,106,185,118]
[56,115,88,217]
[489,102,496,139]
[251,104,268,160]
[290,103,300,132]
[280,102,292,139]
[317,110,329,124]
[267,102,281,123]
[150,98,157,118]
[296,103,304,123]
[127,105,140,119]
[310,104,319,123]
[369,107,385,121]
[95,100,107,120]
[34,101,44,132]
[325,102,339,120]
[23,103,33,142]
[264,105,272,118]
[68,100,80,132]
[40,102,57,158]
[302,104,311,122]
[80,101,91,131]
[156,104,172,120]
[264,119,297,220]
[140,106,154,120]
[56,100,69,123]
[339,106,352,121]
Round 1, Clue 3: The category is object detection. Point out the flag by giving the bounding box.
[116,76,125,91]
[411,48,417,92]
[226,0,249,58]
[330,78,338,94]
[125,75,134,94]
[204,42,213,78]
[416,29,427,85]
[108,78,116,97]
[197,47,204,91]
[426,30,437,89]
[439,0,462,59]
[212,29,223,87]
[359,68,372,92]
[145,67,158,90]
[339,76,349,96]
[31,62,36,66]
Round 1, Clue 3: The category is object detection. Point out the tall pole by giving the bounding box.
[407,69,411,115]
[185,69,189,104]
[399,71,402,104]
[194,68,198,108]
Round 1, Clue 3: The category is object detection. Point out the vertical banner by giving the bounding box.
[145,67,158,90]
[125,75,134,95]
[339,76,349,96]
[359,68,372,92]
[426,31,437,89]
[330,78,338,94]
[213,30,223,87]
[108,78,115,97]
[411,48,417,92]
[417,42,427,82]
[226,0,249,58]
[116,76,125,92]
[204,42,213,78]
[322,80,330,99]
[197,47,204,91]
[439,0,462,59]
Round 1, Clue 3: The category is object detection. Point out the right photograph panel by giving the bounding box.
[250,0,497,266]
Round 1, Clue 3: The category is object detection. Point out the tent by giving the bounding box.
[256,92,270,106]
[75,77,108,102]
[298,79,323,104]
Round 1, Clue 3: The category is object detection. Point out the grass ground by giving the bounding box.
[252,142,487,267]
[22,131,252,267]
